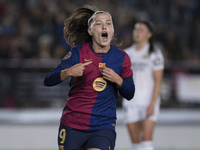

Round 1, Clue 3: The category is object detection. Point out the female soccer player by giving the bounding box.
[122,21,164,150]
[44,5,135,150]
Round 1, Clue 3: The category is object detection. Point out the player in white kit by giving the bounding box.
[122,20,164,150]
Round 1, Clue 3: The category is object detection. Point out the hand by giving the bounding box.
[69,61,92,77]
[100,67,123,87]
[146,103,154,117]
[61,61,92,81]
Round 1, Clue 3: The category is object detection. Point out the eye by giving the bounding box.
[95,22,101,25]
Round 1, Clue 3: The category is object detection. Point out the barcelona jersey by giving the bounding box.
[44,43,134,130]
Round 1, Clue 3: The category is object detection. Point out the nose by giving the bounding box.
[134,30,139,35]
[102,23,107,29]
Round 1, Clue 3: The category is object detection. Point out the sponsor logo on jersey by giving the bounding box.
[132,63,147,71]
[99,63,106,70]
[63,51,72,60]
[93,77,107,91]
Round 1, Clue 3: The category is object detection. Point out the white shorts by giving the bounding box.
[123,102,160,124]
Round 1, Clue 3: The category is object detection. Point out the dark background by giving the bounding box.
[1,0,200,109]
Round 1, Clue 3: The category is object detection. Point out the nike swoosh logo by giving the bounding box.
[85,59,93,61]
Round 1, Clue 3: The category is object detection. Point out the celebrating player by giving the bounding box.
[122,20,164,150]
[44,5,135,150]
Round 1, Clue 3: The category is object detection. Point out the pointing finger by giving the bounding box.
[82,61,92,67]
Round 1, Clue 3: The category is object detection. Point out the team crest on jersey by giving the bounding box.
[93,77,107,91]
[59,145,64,150]
[143,54,149,59]
[63,51,72,60]
[99,63,106,70]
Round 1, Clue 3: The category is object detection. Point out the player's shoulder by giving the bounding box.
[111,45,129,58]
[123,45,135,56]
[70,43,91,55]
[73,43,85,51]
[151,46,163,57]
[150,46,164,66]
[62,44,84,61]
[71,43,90,50]
[124,45,134,52]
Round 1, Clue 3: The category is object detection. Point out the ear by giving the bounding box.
[88,27,92,36]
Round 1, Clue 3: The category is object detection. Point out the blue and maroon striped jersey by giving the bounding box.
[44,43,135,130]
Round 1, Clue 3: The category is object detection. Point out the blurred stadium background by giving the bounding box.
[0,0,200,150]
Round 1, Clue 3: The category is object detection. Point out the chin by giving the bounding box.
[100,43,110,48]
[101,41,111,46]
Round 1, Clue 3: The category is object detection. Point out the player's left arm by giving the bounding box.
[147,50,164,116]
[118,76,135,100]
[100,67,123,87]
[101,52,135,100]
[147,69,163,116]
[119,52,135,100]
[101,67,135,100]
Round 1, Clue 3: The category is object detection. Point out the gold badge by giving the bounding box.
[59,145,64,150]
[93,77,107,91]
[99,63,106,70]
[63,51,72,60]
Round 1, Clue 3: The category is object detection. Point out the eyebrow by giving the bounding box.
[95,20,112,22]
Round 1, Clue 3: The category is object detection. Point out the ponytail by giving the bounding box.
[63,5,98,48]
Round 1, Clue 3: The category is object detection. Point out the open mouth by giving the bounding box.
[101,32,108,43]
[101,32,108,37]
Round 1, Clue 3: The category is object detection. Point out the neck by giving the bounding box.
[135,41,148,51]
[93,43,110,53]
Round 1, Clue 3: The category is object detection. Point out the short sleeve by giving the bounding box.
[151,49,164,71]
[59,47,80,69]
[121,52,133,78]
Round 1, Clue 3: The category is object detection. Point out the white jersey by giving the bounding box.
[123,44,164,107]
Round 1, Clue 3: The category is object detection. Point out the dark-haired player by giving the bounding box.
[122,21,164,150]
[44,5,135,150]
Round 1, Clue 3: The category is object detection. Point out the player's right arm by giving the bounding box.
[44,47,79,86]
[60,61,92,81]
